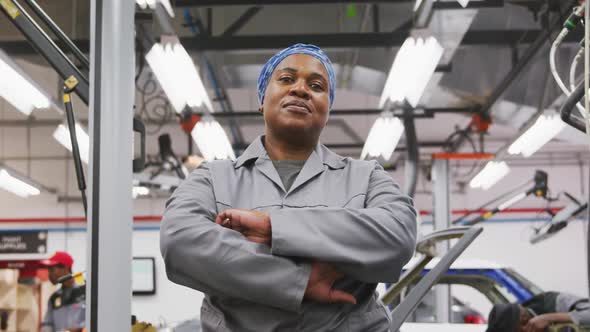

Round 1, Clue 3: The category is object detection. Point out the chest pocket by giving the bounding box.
[208,160,284,213]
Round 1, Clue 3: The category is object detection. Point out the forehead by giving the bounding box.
[274,54,329,79]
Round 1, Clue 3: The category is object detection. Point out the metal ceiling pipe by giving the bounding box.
[560,79,588,133]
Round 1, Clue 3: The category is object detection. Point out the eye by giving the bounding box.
[279,76,294,83]
[310,82,325,91]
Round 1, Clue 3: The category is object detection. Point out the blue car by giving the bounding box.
[381,258,544,325]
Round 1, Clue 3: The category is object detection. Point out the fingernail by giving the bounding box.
[223,218,230,226]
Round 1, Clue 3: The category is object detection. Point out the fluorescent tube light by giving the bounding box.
[145,40,213,113]
[380,36,443,108]
[0,169,40,198]
[457,0,470,8]
[0,50,50,116]
[52,123,90,164]
[414,0,425,11]
[361,113,405,160]
[136,0,174,17]
[415,0,472,11]
[191,118,236,161]
[508,113,566,158]
[469,161,510,190]
[132,186,150,198]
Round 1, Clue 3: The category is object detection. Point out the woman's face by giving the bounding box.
[261,54,330,143]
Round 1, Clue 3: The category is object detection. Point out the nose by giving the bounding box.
[288,79,310,99]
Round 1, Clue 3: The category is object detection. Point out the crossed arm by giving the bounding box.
[161,163,416,311]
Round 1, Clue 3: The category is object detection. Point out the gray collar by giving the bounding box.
[234,135,346,170]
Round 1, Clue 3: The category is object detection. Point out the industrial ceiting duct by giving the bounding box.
[560,79,588,133]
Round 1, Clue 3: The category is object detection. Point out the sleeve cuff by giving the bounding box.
[288,262,312,312]
[269,210,292,256]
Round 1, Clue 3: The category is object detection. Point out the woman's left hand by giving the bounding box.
[216,209,272,245]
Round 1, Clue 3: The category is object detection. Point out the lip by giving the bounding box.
[282,100,311,114]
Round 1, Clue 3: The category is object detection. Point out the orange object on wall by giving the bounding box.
[180,114,201,134]
[469,114,492,133]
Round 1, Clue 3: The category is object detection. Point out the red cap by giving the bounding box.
[40,251,73,269]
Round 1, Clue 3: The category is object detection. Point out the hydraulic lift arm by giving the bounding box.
[0,0,89,104]
[1,0,146,215]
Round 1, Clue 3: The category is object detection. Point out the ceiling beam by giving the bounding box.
[175,0,412,6]
[221,6,263,36]
[179,30,582,50]
[1,29,582,55]
[174,0,502,8]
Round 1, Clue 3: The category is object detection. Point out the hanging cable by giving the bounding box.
[550,4,586,112]
[570,43,584,92]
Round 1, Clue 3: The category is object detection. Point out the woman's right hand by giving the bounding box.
[304,261,357,305]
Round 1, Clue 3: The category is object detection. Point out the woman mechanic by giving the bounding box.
[160,43,417,332]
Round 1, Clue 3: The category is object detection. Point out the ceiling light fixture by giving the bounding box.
[132,186,150,199]
[52,123,90,164]
[469,161,510,190]
[380,36,443,109]
[361,112,405,161]
[0,168,41,198]
[145,39,213,114]
[0,50,51,116]
[456,0,470,8]
[508,113,566,158]
[135,0,174,17]
[191,117,236,161]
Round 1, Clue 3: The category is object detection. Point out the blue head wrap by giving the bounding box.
[257,43,336,109]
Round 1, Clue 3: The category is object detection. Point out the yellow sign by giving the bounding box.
[65,76,79,90]
[0,0,21,19]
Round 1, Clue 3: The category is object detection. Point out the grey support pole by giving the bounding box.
[86,0,135,330]
[432,159,451,323]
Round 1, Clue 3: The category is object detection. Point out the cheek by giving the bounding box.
[264,83,285,104]
[314,96,330,115]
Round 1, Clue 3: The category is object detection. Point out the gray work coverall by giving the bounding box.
[160,136,417,331]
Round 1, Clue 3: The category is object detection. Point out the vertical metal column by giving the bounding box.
[432,159,451,323]
[86,0,134,330]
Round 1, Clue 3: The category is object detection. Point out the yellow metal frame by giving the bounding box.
[0,0,21,19]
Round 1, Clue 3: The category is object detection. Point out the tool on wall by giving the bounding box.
[453,170,552,226]
[530,192,588,244]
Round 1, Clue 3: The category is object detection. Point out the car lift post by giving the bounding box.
[431,152,494,323]
[431,157,452,323]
